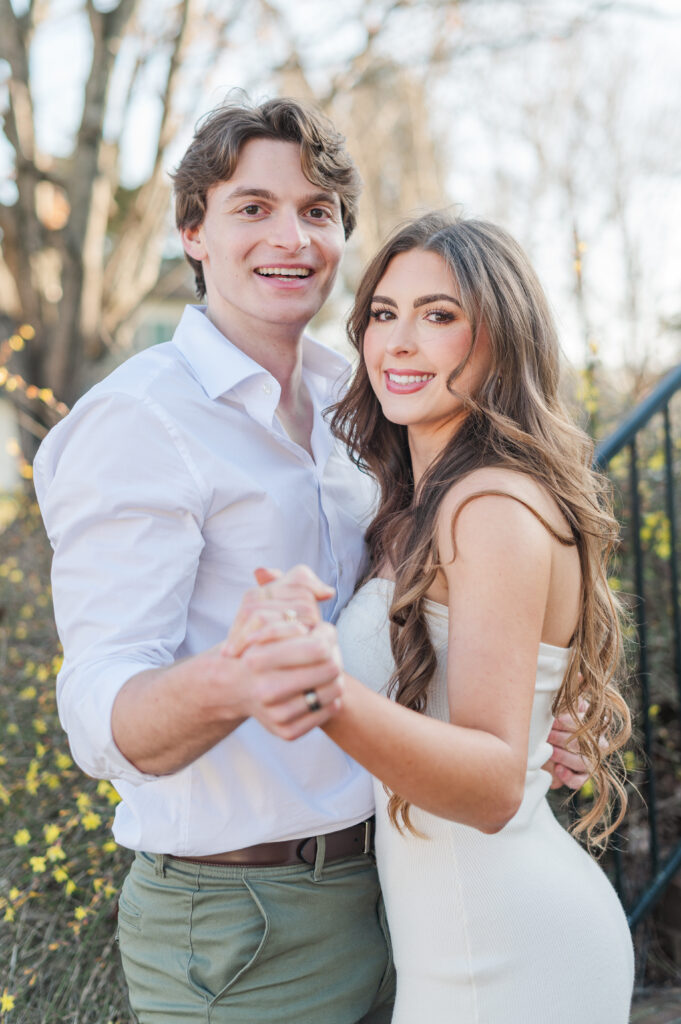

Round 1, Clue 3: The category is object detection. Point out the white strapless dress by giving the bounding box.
[336,577,634,1024]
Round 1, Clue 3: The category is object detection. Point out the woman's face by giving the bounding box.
[363,249,492,451]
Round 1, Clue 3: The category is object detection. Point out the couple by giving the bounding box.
[35,96,633,1022]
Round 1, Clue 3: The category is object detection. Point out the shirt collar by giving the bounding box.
[171,305,350,402]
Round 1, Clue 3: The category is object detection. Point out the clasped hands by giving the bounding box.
[222,565,345,741]
[223,565,591,790]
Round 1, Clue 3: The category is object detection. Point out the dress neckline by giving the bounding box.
[365,576,573,657]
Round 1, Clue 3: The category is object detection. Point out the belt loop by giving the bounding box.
[154,854,167,878]
[313,834,326,882]
[364,819,372,855]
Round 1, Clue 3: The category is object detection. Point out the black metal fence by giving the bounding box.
[594,364,681,945]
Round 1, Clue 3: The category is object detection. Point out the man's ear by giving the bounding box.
[180,225,206,261]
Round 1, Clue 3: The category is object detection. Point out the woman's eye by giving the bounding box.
[369,307,394,322]
[427,309,455,323]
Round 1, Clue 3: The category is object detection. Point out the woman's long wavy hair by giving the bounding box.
[330,212,631,851]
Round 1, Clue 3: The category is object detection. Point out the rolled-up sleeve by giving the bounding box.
[34,391,208,783]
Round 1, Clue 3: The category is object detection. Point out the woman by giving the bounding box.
[235,213,634,1022]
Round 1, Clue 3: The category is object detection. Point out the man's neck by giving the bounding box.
[204,304,306,396]
[203,303,314,454]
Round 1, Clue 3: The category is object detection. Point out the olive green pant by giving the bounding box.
[117,850,395,1023]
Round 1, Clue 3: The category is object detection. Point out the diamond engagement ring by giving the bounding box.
[283,608,297,621]
[304,689,322,712]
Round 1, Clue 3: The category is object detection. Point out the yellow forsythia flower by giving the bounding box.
[81,812,102,831]
[0,989,16,1012]
[29,857,47,874]
[76,792,91,812]
[43,824,61,843]
[13,829,31,847]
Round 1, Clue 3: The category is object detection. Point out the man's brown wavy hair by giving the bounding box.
[331,212,631,851]
[172,95,362,298]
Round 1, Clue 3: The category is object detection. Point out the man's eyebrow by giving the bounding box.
[304,190,340,206]
[223,187,276,202]
[414,293,462,309]
[223,187,339,206]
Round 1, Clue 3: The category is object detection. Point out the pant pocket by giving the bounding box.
[373,892,396,1006]
[187,874,270,1007]
[116,875,143,935]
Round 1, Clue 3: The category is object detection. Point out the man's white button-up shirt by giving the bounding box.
[34,305,377,855]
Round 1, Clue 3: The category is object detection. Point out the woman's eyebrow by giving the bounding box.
[371,295,397,307]
[414,293,462,309]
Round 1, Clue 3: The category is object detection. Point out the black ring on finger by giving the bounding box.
[303,688,322,713]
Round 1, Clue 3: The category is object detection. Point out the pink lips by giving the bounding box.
[384,370,434,395]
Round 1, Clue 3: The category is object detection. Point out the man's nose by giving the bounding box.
[269,210,310,252]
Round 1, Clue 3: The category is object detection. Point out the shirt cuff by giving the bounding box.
[57,659,164,785]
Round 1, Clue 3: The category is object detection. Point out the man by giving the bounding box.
[35,97,586,1023]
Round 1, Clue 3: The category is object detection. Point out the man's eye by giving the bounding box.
[308,207,330,219]
[242,204,262,215]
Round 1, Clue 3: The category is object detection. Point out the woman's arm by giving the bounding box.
[322,477,557,832]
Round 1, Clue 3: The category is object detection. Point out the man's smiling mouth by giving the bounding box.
[255,267,312,278]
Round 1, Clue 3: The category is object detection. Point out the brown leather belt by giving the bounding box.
[170,818,375,868]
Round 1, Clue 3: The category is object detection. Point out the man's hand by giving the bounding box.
[221,564,344,740]
[545,700,603,790]
[546,711,589,790]
[232,620,345,740]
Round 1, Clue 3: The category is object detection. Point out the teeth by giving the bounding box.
[387,373,434,384]
[256,267,311,277]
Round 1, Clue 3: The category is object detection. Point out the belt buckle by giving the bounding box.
[363,819,372,855]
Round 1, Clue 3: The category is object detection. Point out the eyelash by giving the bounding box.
[238,204,332,219]
[427,309,456,323]
[368,307,456,323]
[369,307,394,321]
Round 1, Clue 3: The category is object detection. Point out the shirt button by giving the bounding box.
[262,382,272,395]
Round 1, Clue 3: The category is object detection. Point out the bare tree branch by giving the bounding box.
[102,0,250,337]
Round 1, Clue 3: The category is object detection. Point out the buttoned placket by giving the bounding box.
[237,370,342,614]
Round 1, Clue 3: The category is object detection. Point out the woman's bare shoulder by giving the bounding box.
[438,467,550,517]
[435,467,571,560]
